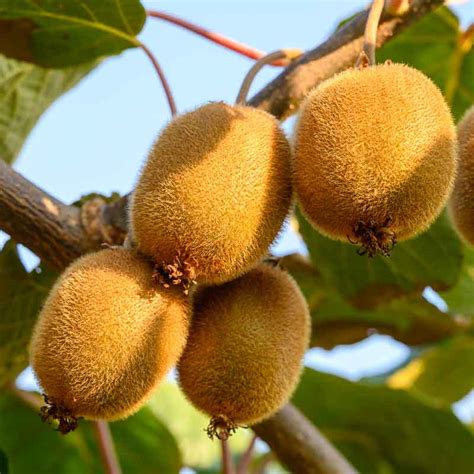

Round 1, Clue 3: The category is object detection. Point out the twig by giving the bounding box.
[140,42,177,117]
[385,0,412,16]
[253,404,357,474]
[221,437,236,474]
[9,384,43,410]
[93,420,122,474]
[146,10,286,66]
[251,452,275,474]
[236,434,258,474]
[356,0,386,66]
[236,435,258,474]
[236,49,302,105]
[248,0,444,119]
[0,159,91,269]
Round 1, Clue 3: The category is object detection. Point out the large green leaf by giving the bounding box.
[292,369,474,474]
[148,382,251,469]
[313,292,463,348]
[0,0,145,67]
[378,7,474,120]
[281,253,465,348]
[297,210,463,309]
[441,244,474,315]
[0,391,181,473]
[111,407,182,474]
[0,241,56,386]
[387,335,474,405]
[0,54,96,163]
[0,392,97,474]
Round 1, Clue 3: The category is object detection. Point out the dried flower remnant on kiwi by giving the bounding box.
[206,414,239,440]
[152,254,197,295]
[39,394,81,435]
[348,216,397,257]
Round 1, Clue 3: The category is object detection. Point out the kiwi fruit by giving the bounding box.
[293,63,457,256]
[177,263,310,439]
[130,102,292,290]
[449,105,474,245]
[30,248,190,432]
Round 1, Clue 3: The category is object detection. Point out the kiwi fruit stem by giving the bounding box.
[220,436,235,474]
[356,0,385,67]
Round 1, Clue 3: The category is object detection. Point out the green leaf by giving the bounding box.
[334,441,394,474]
[0,54,96,163]
[297,209,463,309]
[148,383,251,469]
[313,293,463,348]
[0,392,98,474]
[281,254,463,348]
[0,241,56,386]
[0,391,182,473]
[293,369,474,474]
[378,7,474,120]
[387,335,474,405]
[441,243,474,314]
[111,407,182,474]
[0,0,146,67]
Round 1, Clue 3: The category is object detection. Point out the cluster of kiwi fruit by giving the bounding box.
[30,102,310,438]
[30,57,466,438]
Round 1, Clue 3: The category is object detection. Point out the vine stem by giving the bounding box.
[236,434,257,474]
[221,438,236,474]
[236,49,302,104]
[9,385,42,410]
[251,452,274,474]
[140,42,177,117]
[93,420,122,474]
[146,10,286,66]
[357,0,386,66]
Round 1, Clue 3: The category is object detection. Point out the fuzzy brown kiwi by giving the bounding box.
[177,264,310,439]
[130,102,292,290]
[449,106,474,245]
[29,248,190,433]
[294,63,457,256]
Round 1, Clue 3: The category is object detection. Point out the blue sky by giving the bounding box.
[4,1,474,420]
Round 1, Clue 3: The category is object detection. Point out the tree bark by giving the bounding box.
[253,404,357,474]
[248,0,444,119]
[0,160,90,269]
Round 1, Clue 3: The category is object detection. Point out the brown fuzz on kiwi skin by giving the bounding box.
[294,63,457,256]
[130,102,293,289]
[449,106,474,245]
[30,248,190,427]
[177,264,310,439]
